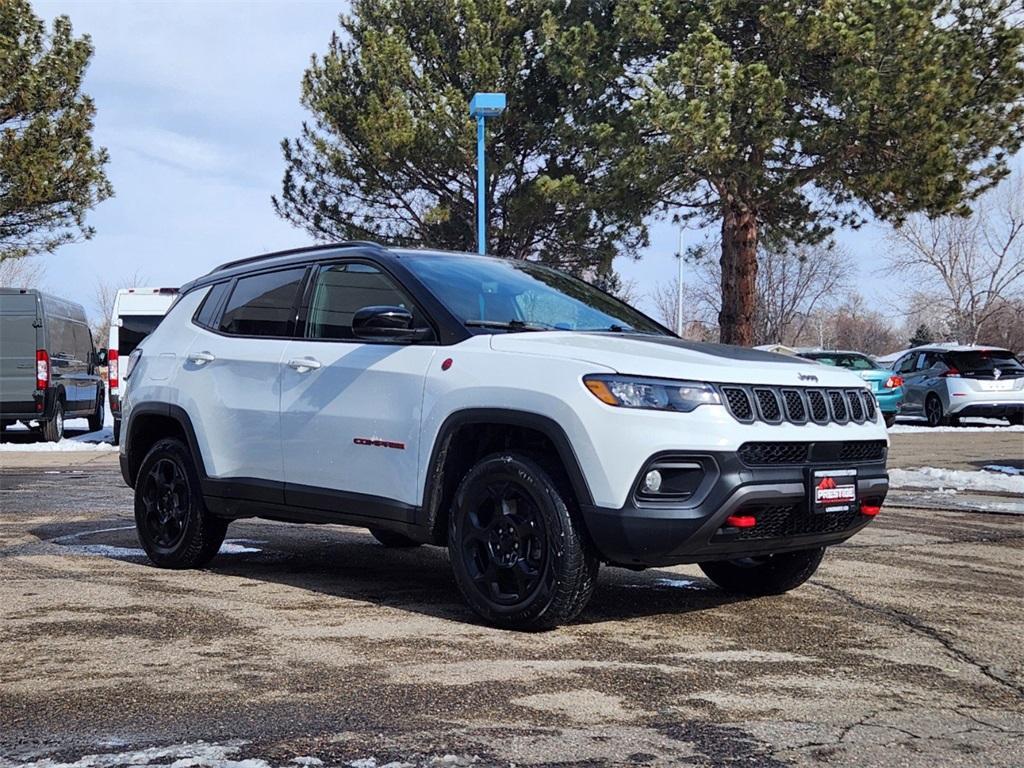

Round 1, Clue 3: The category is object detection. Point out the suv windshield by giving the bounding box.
[401,254,668,335]
[801,353,877,371]
[947,350,1024,377]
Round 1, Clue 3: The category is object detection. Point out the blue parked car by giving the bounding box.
[797,350,904,427]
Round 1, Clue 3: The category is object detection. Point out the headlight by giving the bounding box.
[583,375,721,412]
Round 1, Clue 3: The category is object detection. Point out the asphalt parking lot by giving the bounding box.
[1,431,1022,768]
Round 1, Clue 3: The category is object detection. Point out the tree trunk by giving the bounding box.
[718,202,759,346]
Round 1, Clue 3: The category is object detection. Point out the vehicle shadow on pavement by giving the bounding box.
[33,519,749,626]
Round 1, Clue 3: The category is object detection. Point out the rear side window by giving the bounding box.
[194,282,230,329]
[219,269,305,337]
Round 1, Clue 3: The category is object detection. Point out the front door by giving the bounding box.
[280,261,437,517]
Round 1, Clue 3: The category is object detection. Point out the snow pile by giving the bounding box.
[0,418,115,451]
[890,420,1024,434]
[889,467,1024,494]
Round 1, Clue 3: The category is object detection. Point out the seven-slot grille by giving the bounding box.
[719,385,877,426]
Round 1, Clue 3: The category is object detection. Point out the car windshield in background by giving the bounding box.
[402,254,668,335]
[948,350,1024,376]
[119,315,164,355]
[804,353,877,371]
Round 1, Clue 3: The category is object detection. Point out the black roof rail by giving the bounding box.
[210,241,385,273]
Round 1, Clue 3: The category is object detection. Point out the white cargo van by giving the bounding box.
[108,288,177,443]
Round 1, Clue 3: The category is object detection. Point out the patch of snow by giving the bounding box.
[3,742,267,768]
[889,467,1024,495]
[289,760,323,768]
[890,419,1024,434]
[0,434,116,452]
[623,578,704,591]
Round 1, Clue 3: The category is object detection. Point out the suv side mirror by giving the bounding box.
[352,306,432,342]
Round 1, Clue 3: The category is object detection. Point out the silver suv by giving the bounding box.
[892,345,1024,426]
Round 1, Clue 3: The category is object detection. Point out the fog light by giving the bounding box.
[643,470,663,494]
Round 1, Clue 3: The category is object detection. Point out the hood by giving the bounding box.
[489,332,869,388]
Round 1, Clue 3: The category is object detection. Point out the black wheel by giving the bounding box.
[925,394,945,427]
[87,390,105,432]
[699,548,825,596]
[134,438,227,568]
[883,413,897,428]
[112,417,121,445]
[448,452,598,630]
[369,528,421,548]
[41,400,64,442]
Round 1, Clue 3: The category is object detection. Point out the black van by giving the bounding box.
[0,288,106,441]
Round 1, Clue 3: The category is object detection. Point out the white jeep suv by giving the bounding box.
[120,243,889,629]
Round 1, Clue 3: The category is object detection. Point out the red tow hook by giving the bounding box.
[860,503,882,517]
[724,514,757,529]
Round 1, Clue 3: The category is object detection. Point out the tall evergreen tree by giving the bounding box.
[274,0,646,278]
[0,0,112,263]
[546,0,1024,344]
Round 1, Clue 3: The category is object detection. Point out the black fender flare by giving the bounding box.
[419,408,594,540]
[123,402,208,486]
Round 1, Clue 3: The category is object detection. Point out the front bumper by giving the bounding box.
[580,449,888,567]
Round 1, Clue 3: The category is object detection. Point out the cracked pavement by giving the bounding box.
[1,430,1022,767]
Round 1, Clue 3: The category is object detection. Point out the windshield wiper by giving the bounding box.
[464,319,548,332]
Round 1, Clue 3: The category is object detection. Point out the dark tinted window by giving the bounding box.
[194,283,230,329]
[119,315,164,356]
[306,263,425,340]
[219,269,305,337]
[948,350,1024,374]
[802,353,877,370]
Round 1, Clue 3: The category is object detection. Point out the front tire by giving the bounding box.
[883,413,897,428]
[699,548,825,596]
[448,452,598,630]
[87,390,105,433]
[369,528,421,548]
[134,438,227,568]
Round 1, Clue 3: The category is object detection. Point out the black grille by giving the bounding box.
[829,390,848,421]
[847,390,864,421]
[755,388,782,421]
[838,440,887,463]
[726,503,861,541]
[738,440,887,466]
[738,442,810,465]
[807,390,829,422]
[863,392,877,419]
[723,387,753,420]
[782,390,806,421]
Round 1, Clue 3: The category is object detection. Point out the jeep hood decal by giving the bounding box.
[489,332,865,388]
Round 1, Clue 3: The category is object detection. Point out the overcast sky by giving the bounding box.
[33,1,912,322]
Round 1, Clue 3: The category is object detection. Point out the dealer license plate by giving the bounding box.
[810,468,858,514]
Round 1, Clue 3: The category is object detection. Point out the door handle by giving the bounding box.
[287,357,322,372]
[188,351,215,365]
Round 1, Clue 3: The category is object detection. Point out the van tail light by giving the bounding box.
[35,349,50,390]
[884,375,903,389]
[940,367,961,378]
[108,349,119,391]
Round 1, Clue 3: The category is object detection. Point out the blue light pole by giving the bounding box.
[469,92,506,255]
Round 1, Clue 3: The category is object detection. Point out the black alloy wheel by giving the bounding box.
[140,458,190,550]
[448,453,598,630]
[134,438,227,568]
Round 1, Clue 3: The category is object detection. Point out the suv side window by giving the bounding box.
[219,269,306,337]
[895,355,915,374]
[305,263,427,340]
[194,282,231,329]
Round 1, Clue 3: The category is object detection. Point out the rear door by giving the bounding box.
[896,352,929,414]
[280,261,437,514]
[0,293,40,416]
[179,268,307,494]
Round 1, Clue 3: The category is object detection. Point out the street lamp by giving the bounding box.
[469,92,506,255]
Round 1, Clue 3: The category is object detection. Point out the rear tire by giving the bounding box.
[699,548,825,596]
[134,438,227,569]
[369,528,421,548]
[112,417,121,445]
[448,452,598,630]
[42,401,64,442]
[1009,412,1024,426]
[883,413,897,428]
[87,390,105,433]
[925,394,947,428]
